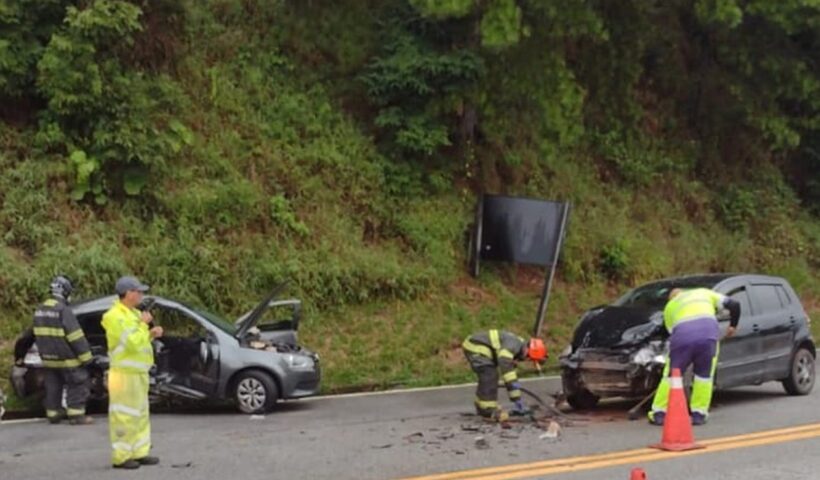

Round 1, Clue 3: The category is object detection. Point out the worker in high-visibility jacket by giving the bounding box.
[30,275,94,424]
[102,276,163,470]
[462,329,547,421]
[648,287,740,426]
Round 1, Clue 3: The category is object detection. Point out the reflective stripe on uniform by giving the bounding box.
[33,327,65,337]
[673,314,714,329]
[111,327,139,357]
[502,371,518,383]
[66,329,84,342]
[475,398,498,409]
[42,358,82,368]
[110,403,143,417]
[133,435,150,452]
[489,330,501,350]
[112,442,135,453]
[112,435,151,454]
[66,407,85,416]
[111,360,152,371]
[498,349,515,360]
[508,389,521,400]
[462,339,494,359]
[78,351,92,363]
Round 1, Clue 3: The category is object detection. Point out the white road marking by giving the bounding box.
[299,375,560,402]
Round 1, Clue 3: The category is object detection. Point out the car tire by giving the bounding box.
[782,348,815,396]
[234,370,279,414]
[566,389,600,410]
[562,370,600,410]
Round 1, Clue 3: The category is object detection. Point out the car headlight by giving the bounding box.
[284,354,315,371]
[632,347,655,366]
[633,347,667,366]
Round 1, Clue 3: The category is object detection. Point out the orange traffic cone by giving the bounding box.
[649,368,704,451]
[630,467,647,479]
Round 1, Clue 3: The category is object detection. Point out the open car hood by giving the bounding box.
[571,306,665,350]
[233,282,289,339]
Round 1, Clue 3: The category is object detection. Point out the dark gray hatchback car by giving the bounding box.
[12,285,321,414]
[560,274,816,409]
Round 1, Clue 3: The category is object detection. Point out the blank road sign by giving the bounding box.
[479,195,566,267]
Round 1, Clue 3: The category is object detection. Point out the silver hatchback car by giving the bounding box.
[12,284,321,414]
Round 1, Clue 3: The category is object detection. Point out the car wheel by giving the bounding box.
[234,370,279,414]
[562,371,599,410]
[782,348,815,396]
[566,389,600,410]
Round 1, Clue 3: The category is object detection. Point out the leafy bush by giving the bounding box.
[599,239,631,281]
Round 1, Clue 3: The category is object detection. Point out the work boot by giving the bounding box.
[491,408,510,423]
[691,412,707,426]
[46,410,64,424]
[113,460,141,470]
[67,415,94,425]
[648,411,665,426]
[135,456,160,466]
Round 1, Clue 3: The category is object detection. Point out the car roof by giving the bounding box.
[70,294,187,315]
[640,273,788,290]
[71,295,118,315]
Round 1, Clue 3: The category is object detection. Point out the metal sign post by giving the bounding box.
[470,194,484,278]
[533,201,570,338]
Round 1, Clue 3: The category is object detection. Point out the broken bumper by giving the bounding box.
[560,342,667,398]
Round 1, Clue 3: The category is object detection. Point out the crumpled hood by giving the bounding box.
[571,306,665,350]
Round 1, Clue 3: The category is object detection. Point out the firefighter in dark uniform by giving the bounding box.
[32,275,94,424]
[462,329,547,421]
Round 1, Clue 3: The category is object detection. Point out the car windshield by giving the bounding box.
[188,304,237,335]
[613,281,714,309]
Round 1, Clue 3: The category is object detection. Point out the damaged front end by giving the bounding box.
[560,307,668,406]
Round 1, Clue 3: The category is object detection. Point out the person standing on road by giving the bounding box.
[462,329,547,421]
[102,276,163,470]
[31,275,94,425]
[648,287,741,426]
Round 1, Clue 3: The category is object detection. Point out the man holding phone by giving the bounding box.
[102,276,163,469]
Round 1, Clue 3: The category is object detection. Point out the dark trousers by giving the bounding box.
[43,367,89,418]
[465,352,499,417]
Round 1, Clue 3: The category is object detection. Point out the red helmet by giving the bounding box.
[527,338,547,363]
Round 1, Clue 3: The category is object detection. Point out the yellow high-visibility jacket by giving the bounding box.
[102,300,153,373]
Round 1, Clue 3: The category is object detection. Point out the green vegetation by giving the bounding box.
[1,0,818,402]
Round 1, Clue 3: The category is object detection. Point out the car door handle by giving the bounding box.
[752,323,760,332]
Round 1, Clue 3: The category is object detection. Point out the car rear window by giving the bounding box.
[750,284,784,314]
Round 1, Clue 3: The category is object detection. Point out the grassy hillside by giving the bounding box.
[1,0,818,404]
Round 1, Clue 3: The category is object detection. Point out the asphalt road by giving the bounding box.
[1,373,819,480]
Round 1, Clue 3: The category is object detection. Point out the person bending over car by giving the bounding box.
[648,287,740,426]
